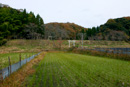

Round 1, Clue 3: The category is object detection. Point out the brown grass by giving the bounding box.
[1,39,130,54]
[0,52,47,87]
[72,48,130,61]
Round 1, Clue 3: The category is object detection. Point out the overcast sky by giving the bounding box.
[1,0,130,28]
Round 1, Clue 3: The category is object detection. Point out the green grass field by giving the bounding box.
[24,53,130,87]
[0,53,35,69]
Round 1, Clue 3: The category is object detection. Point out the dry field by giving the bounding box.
[0,39,130,54]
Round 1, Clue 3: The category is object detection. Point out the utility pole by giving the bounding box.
[81,33,83,48]
[77,32,85,49]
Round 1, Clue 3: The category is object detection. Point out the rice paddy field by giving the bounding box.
[0,53,35,70]
[0,39,130,87]
[24,52,130,87]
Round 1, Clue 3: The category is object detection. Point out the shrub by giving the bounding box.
[0,37,3,40]
[0,39,7,46]
[72,48,130,61]
[68,46,77,51]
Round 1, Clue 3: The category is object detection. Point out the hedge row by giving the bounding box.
[71,48,130,61]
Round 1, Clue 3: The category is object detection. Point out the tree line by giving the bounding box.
[1,3,130,46]
[79,17,130,41]
[0,4,44,45]
[45,17,130,41]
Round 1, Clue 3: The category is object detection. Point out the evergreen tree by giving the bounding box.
[0,3,45,45]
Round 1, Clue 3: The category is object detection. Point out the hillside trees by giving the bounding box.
[45,23,87,40]
[0,3,45,45]
[85,17,130,41]
[99,17,130,41]
[1,3,130,43]
[23,23,44,39]
[85,27,99,40]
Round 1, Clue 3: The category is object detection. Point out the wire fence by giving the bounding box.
[0,52,40,80]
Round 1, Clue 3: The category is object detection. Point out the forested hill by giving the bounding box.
[0,3,45,45]
[85,17,130,41]
[1,3,130,46]
[45,22,88,39]
[45,17,130,41]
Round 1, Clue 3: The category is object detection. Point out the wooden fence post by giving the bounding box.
[19,53,21,67]
[8,56,11,75]
[0,61,3,81]
[0,69,3,81]
[8,67,9,76]
[26,55,27,63]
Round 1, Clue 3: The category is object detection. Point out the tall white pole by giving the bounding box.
[73,40,75,47]
[82,33,83,48]
[68,40,70,47]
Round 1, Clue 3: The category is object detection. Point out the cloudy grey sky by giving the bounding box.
[1,0,130,28]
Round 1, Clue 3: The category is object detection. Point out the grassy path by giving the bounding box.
[25,52,130,87]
